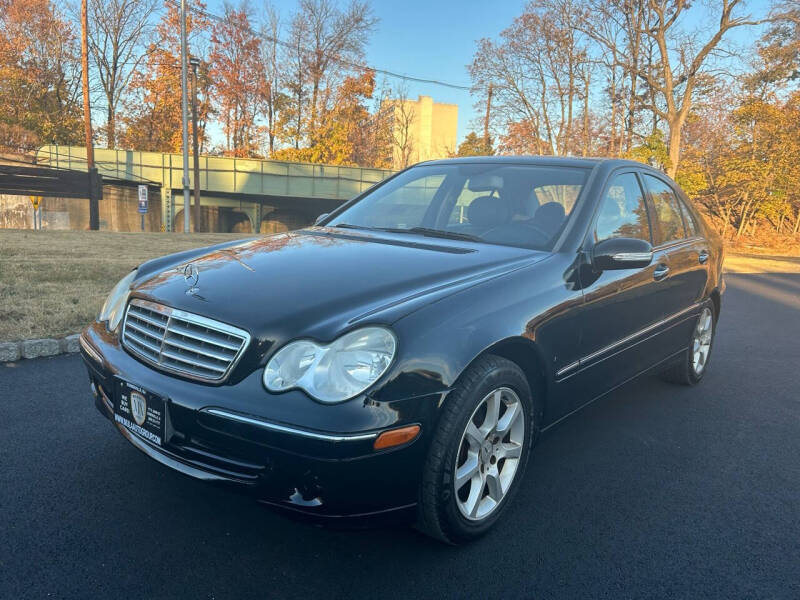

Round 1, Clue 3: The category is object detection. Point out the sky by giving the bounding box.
[361,0,528,140]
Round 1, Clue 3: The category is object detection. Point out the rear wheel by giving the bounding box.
[417,355,534,544]
[661,304,715,385]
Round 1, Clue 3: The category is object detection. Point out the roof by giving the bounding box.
[419,155,649,170]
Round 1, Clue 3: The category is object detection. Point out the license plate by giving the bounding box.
[114,380,165,446]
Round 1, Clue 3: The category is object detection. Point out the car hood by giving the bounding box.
[130,228,546,343]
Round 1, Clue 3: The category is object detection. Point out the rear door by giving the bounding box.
[640,173,709,358]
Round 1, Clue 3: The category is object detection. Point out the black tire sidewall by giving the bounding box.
[688,301,716,384]
[430,357,534,542]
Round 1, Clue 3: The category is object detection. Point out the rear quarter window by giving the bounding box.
[642,174,686,245]
[677,198,700,237]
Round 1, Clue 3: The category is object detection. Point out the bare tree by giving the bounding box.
[637,0,766,177]
[580,0,647,154]
[259,4,282,156]
[87,0,157,148]
[470,0,592,156]
[280,12,309,149]
[389,84,415,168]
[295,0,376,142]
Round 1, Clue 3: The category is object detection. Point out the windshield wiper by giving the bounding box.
[332,223,375,231]
[377,227,484,243]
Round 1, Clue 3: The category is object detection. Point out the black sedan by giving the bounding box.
[80,156,724,544]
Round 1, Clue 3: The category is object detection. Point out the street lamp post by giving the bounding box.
[179,0,191,233]
[189,56,201,232]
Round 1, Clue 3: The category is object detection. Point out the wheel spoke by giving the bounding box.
[464,472,485,518]
[455,455,480,490]
[464,421,484,449]
[485,469,503,501]
[496,400,520,435]
[481,390,501,434]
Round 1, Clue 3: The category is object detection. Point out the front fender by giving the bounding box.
[373,253,584,425]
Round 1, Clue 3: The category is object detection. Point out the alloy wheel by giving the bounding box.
[454,387,526,521]
[692,307,713,375]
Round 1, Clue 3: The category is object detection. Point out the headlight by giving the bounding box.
[98,270,137,332]
[264,327,396,403]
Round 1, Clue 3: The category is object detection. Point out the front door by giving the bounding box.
[565,171,670,404]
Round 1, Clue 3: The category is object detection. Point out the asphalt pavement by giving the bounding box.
[2,271,799,599]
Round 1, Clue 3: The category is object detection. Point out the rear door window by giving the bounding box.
[642,174,686,245]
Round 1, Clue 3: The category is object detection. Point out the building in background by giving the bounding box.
[387,95,458,169]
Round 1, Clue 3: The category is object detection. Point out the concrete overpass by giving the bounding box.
[34,145,394,233]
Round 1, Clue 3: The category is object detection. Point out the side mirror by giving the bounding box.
[314,213,329,226]
[592,237,653,271]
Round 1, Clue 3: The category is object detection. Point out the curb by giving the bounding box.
[1,334,81,363]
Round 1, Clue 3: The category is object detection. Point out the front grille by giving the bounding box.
[122,299,250,382]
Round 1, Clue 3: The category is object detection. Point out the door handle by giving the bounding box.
[698,249,709,264]
[653,264,670,281]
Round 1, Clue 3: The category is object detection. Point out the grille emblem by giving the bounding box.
[183,263,200,295]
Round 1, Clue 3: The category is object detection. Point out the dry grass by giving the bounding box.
[0,230,249,342]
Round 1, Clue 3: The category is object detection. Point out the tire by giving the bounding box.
[661,302,716,385]
[417,354,535,544]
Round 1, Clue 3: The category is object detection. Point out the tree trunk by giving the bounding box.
[736,194,753,239]
[666,119,682,178]
[107,104,115,149]
[609,61,617,156]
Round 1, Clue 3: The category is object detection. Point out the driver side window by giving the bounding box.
[594,173,652,243]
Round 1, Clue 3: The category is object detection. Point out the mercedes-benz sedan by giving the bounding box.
[80,157,724,543]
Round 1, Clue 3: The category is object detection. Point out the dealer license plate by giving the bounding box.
[114,380,165,446]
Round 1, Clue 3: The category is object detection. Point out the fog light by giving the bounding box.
[373,424,421,450]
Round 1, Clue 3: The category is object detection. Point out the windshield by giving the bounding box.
[327,163,589,250]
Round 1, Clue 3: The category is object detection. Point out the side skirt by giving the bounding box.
[540,347,686,435]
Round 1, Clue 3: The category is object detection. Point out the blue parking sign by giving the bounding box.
[138,185,148,214]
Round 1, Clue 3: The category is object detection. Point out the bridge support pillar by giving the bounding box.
[254,202,263,233]
[88,168,101,230]
[161,186,172,232]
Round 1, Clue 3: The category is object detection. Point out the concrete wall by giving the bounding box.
[2,188,309,234]
[0,185,161,231]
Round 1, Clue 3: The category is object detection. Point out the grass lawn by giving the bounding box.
[0,230,250,342]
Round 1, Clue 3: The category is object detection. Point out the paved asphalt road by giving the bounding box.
[2,271,799,599]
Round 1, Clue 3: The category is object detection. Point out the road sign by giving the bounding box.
[137,185,148,214]
[29,195,41,210]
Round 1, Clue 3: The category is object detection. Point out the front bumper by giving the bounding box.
[81,322,440,519]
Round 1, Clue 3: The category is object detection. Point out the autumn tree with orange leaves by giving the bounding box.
[119,1,211,152]
[273,69,390,166]
[209,6,265,157]
[0,0,82,151]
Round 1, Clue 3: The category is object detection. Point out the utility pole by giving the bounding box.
[483,83,493,155]
[179,0,191,233]
[81,0,99,230]
[190,56,201,232]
